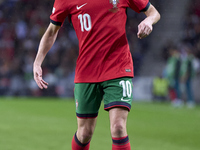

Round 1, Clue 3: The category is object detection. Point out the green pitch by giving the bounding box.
[0,97,199,150]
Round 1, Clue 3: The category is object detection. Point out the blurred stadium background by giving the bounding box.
[0,0,200,102]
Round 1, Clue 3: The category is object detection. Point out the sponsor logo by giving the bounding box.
[76,3,87,10]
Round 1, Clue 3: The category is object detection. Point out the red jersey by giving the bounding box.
[50,0,150,83]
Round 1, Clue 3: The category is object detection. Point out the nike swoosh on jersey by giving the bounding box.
[76,3,87,10]
[121,97,131,102]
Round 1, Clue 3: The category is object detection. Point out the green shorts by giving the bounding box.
[74,77,133,118]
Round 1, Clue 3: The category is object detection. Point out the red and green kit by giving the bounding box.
[50,0,150,117]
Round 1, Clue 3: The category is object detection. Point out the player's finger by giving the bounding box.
[137,31,143,39]
[137,24,144,35]
[37,75,48,89]
[138,25,152,39]
[34,73,45,89]
[144,26,152,35]
[35,79,44,89]
[138,33,146,39]
[137,25,146,39]
[36,78,48,89]
[137,31,145,39]
[41,82,48,89]
[41,79,48,85]
[41,79,48,89]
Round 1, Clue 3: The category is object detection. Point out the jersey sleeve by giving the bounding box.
[50,0,69,26]
[127,0,150,13]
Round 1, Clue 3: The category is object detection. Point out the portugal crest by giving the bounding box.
[109,0,119,12]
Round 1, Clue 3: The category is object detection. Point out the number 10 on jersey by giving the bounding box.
[78,14,92,32]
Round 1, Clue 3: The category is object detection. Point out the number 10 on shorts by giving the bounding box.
[119,80,132,101]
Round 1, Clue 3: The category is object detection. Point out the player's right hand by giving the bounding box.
[33,64,48,89]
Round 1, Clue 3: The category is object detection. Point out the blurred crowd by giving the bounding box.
[162,0,200,61]
[0,0,160,97]
[0,0,78,97]
[153,47,197,107]
[153,0,200,107]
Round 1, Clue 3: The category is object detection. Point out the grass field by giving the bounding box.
[0,97,200,150]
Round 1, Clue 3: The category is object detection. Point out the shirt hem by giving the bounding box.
[74,75,134,83]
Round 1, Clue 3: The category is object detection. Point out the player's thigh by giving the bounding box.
[102,77,133,111]
[74,83,103,118]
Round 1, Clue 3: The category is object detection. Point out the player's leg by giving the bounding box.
[109,107,131,150]
[72,118,97,150]
[72,83,103,150]
[102,77,133,150]
[185,78,195,108]
[76,118,97,143]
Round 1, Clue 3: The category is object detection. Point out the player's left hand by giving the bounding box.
[137,19,153,39]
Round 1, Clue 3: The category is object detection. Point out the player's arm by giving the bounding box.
[137,4,160,39]
[33,23,60,89]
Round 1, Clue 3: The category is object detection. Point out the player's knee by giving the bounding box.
[77,127,94,143]
[110,122,125,137]
[82,128,93,138]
